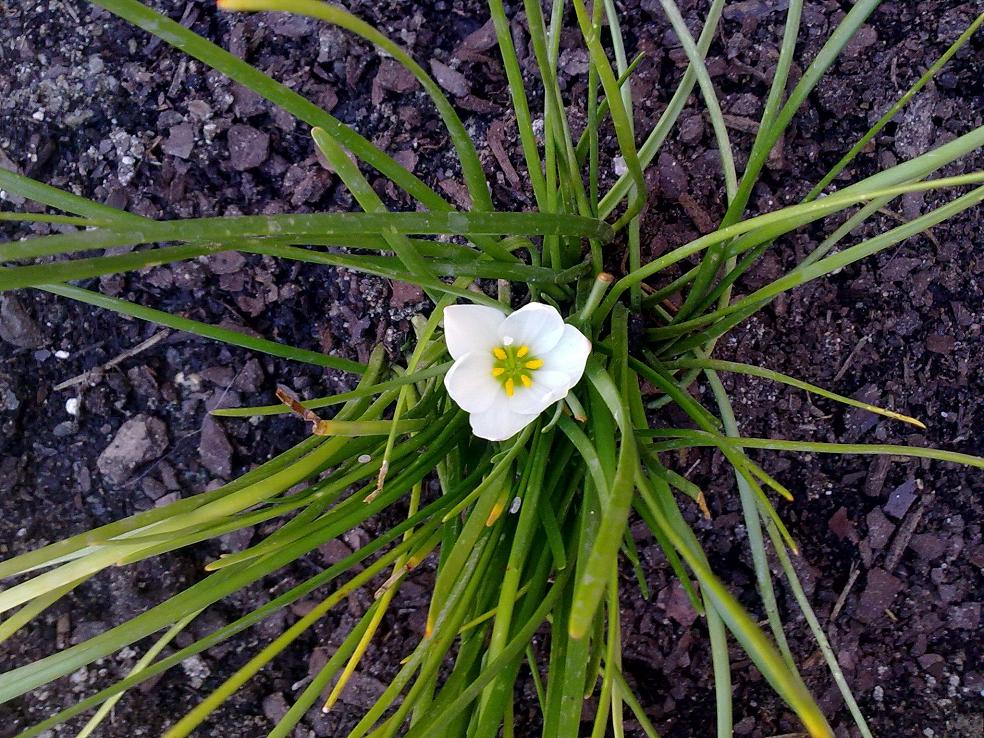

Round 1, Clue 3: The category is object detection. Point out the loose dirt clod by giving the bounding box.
[226,123,270,170]
[0,295,44,349]
[855,568,904,624]
[199,416,234,479]
[96,414,169,485]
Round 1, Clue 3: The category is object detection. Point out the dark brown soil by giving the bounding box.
[1,1,982,737]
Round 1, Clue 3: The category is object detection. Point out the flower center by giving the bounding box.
[491,344,544,396]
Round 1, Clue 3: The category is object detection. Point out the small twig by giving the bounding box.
[832,335,868,382]
[828,560,860,625]
[885,487,933,573]
[54,330,170,391]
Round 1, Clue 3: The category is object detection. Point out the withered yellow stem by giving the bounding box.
[696,491,711,520]
[485,497,507,526]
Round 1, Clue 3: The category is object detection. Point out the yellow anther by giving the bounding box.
[492,367,505,377]
[493,346,507,360]
[516,345,529,358]
[524,359,544,370]
[504,378,515,396]
[520,374,532,388]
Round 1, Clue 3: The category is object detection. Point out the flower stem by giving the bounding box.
[577,272,614,326]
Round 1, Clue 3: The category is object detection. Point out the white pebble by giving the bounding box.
[65,398,80,416]
[54,350,70,359]
[174,371,202,391]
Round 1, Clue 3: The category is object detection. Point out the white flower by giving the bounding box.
[442,302,592,441]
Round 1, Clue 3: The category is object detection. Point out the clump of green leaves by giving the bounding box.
[1,1,982,737]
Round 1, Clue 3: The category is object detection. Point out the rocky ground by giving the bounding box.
[1,0,982,736]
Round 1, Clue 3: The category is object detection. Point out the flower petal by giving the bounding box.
[444,352,500,413]
[497,302,565,354]
[542,324,592,385]
[506,371,569,414]
[469,401,538,442]
[443,304,507,360]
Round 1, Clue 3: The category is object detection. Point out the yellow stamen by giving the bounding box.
[520,374,532,388]
[493,346,507,360]
[504,378,515,396]
[492,367,505,377]
[516,345,529,358]
[524,359,544,370]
